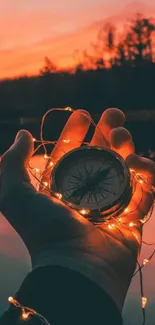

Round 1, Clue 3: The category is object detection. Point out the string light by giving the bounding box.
[64,107,73,111]
[8,297,50,325]
[21,310,31,320]
[143,259,149,265]
[55,193,62,200]
[26,107,155,325]
[142,296,147,309]
[44,154,50,159]
[43,182,48,187]
[79,209,90,215]
[129,222,135,227]
[108,223,115,229]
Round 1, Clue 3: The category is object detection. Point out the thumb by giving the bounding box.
[1,130,34,168]
[0,130,34,203]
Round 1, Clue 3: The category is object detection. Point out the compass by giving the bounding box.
[51,146,133,223]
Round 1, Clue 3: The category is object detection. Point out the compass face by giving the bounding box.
[51,146,132,214]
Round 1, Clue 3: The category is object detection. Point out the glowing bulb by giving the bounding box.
[108,224,115,229]
[130,169,134,172]
[129,222,135,227]
[44,154,50,159]
[142,296,147,309]
[21,310,30,320]
[8,297,19,307]
[8,296,13,302]
[118,218,122,222]
[55,193,62,200]
[143,259,149,265]
[65,107,73,112]
[35,168,40,173]
[124,207,129,213]
[33,138,36,142]
[43,182,48,187]
[63,139,70,143]
[50,161,54,167]
[79,209,89,215]
[139,179,143,184]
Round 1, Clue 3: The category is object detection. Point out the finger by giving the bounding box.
[110,127,135,159]
[90,108,125,147]
[40,109,91,190]
[50,109,91,163]
[1,129,34,168]
[112,154,155,247]
[0,130,34,196]
[126,153,155,186]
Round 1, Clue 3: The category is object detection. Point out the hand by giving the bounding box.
[0,108,155,312]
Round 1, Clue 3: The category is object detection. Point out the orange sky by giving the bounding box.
[1,0,155,79]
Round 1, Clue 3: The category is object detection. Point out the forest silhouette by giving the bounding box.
[1,14,155,154]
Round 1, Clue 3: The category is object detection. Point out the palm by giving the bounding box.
[1,108,155,306]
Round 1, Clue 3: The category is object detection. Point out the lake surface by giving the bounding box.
[0,119,155,156]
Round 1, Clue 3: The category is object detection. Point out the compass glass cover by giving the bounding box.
[51,146,131,211]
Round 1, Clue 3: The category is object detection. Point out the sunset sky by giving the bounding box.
[1,0,155,78]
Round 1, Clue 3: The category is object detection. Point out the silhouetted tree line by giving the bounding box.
[1,14,155,120]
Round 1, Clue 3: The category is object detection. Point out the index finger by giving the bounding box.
[40,109,91,192]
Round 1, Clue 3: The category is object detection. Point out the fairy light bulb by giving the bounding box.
[143,259,149,265]
[55,193,62,200]
[139,179,143,184]
[108,224,115,229]
[124,207,129,213]
[33,138,36,142]
[142,296,147,309]
[43,182,48,187]
[8,296,13,303]
[21,310,30,320]
[50,161,54,167]
[79,209,89,215]
[35,168,40,173]
[129,222,135,227]
[44,154,50,159]
[65,107,73,112]
[63,139,70,143]
[8,297,19,307]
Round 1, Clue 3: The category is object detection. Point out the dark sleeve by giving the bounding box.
[0,266,123,325]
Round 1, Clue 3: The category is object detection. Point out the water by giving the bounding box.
[0,119,155,156]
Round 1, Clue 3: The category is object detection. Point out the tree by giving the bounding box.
[104,23,116,66]
[39,56,57,75]
[125,15,155,65]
